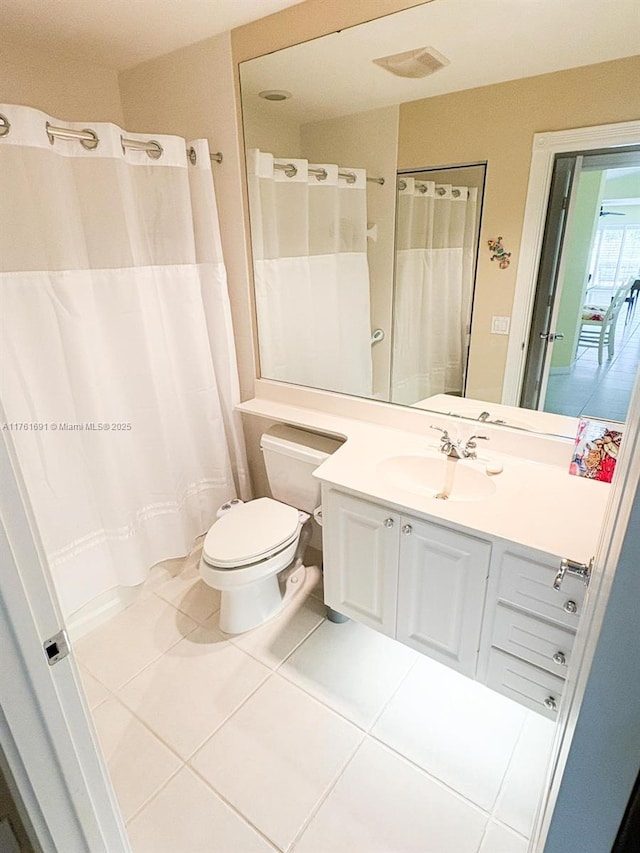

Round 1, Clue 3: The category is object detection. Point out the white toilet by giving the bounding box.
[199,425,342,634]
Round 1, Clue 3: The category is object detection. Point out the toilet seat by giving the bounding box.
[202,497,300,569]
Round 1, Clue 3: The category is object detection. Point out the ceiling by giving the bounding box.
[1,0,305,70]
[240,0,640,125]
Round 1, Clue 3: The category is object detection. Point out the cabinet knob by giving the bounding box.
[563,600,578,614]
[402,524,412,535]
[552,651,566,666]
[384,517,394,528]
[544,696,557,712]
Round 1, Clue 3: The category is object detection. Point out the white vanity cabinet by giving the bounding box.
[321,486,588,718]
[322,487,491,677]
[478,543,587,719]
[395,518,491,677]
[321,488,400,638]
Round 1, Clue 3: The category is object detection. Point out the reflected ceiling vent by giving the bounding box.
[258,90,292,101]
[373,46,450,79]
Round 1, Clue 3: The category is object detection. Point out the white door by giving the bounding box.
[0,423,130,852]
[322,488,399,637]
[396,517,491,676]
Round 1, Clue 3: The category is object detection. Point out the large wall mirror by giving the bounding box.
[239,0,640,436]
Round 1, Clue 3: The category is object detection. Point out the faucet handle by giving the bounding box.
[430,425,451,446]
[466,434,490,448]
[463,434,489,459]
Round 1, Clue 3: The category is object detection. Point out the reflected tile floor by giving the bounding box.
[79,549,554,853]
[544,314,640,421]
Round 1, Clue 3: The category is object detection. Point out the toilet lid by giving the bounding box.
[202,497,300,567]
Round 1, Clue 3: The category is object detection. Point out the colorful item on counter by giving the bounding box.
[569,418,622,483]
[488,236,511,269]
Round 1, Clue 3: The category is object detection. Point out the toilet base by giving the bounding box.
[218,564,307,634]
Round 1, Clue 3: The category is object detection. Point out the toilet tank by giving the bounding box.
[260,425,343,512]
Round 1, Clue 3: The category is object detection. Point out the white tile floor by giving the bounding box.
[77,546,555,853]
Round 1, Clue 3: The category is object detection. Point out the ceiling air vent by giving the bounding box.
[373,46,450,79]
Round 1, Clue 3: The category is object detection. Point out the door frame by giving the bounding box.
[532,359,640,850]
[502,120,640,406]
[0,418,130,852]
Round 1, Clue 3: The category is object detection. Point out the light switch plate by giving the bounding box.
[491,316,511,335]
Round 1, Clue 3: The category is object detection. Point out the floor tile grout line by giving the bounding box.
[285,732,368,853]
[179,667,274,764]
[365,655,420,735]
[123,762,185,828]
[77,597,204,694]
[228,613,326,673]
[484,711,533,839]
[185,758,284,852]
[364,728,496,820]
[272,663,373,734]
[488,712,528,815]
[107,645,272,767]
[96,691,191,767]
[272,612,328,672]
[151,586,221,626]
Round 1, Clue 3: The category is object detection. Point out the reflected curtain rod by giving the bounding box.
[273,161,385,185]
[397,178,461,197]
[0,115,223,164]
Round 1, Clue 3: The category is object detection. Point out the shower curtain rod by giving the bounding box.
[273,161,385,186]
[0,115,224,163]
[397,178,461,197]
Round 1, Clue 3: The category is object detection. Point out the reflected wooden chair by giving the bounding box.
[578,278,632,365]
[625,278,640,325]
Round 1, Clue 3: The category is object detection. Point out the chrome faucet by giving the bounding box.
[477,411,491,422]
[431,426,489,460]
[430,426,463,459]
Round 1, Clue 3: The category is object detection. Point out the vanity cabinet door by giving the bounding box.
[396,518,491,677]
[322,489,400,637]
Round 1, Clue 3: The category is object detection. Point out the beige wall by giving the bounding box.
[242,106,302,157]
[119,33,255,404]
[301,105,399,399]
[398,55,640,400]
[0,42,123,123]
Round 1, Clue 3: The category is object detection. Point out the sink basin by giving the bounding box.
[377,454,497,502]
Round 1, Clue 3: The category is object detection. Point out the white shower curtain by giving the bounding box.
[0,104,249,618]
[247,149,372,397]
[391,178,478,404]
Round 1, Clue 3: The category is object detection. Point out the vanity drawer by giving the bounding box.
[485,648,565,720]
[497,550,585,627]
[492,603,574,676]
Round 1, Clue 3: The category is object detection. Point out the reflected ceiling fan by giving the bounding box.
[599,206,626,217]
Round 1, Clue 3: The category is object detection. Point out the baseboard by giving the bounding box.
[65,585,142,642]
[549,364,574,376]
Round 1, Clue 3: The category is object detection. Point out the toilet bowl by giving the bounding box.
[199,497,307,634]
[198,425,343,634]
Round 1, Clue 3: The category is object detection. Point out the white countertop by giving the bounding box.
[238,397,610,563]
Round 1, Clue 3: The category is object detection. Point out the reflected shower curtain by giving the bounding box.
[247,149,372,396]
[0,105,249,618]
[391,179,478,404]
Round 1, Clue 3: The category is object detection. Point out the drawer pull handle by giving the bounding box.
[563,600,578,614]
[544,696,557,712]
[402,524,412,535]
[552,651,566,666]
[384,517,394,528]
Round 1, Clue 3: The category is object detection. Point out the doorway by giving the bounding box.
[519,147,640,418]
